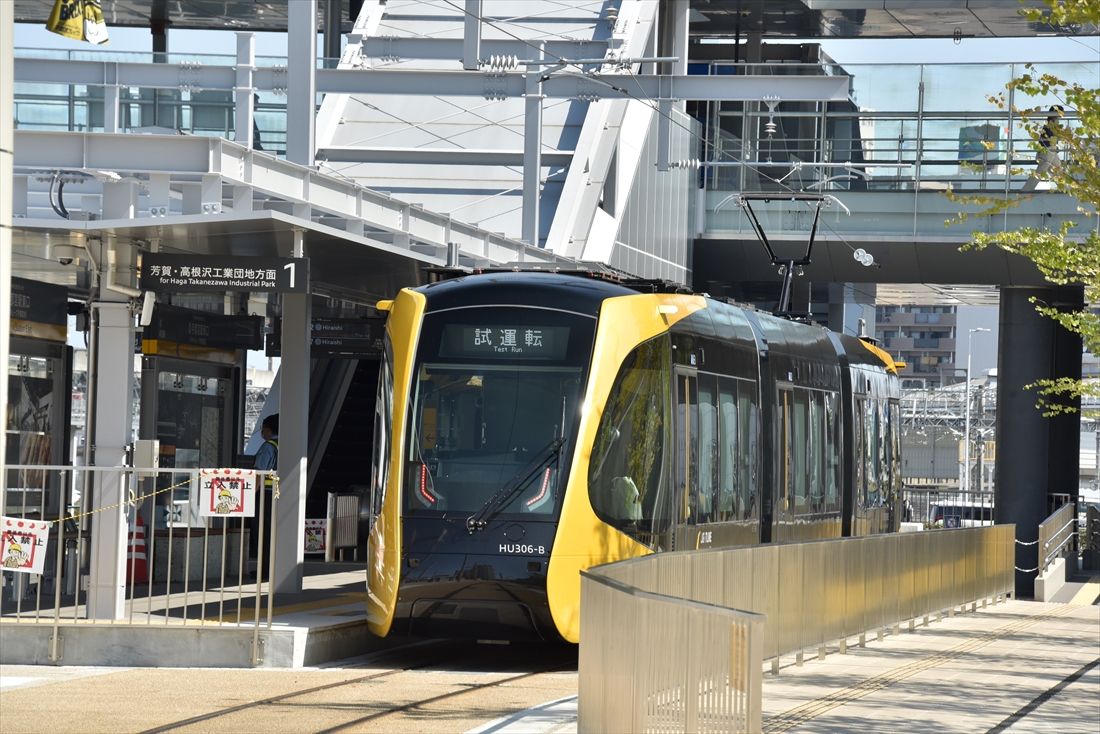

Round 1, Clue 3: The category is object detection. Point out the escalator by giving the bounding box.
[308,358,380,515]
[249,356,380,557]
[305,358,381,558]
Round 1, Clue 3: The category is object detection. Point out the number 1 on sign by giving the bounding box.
[284,262,296,289]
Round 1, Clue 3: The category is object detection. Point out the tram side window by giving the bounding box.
[589,337,670,535]
[864,399,880,507]
[889,401,901,497]
[738,381,757,519]
[879,400,891,507]
[791,390,809,512]
[696,375,717,523]
[853,399,865,510]
[676,372,699,524]
[825,391,841,511]
[716,380,737,522]
[780,390,791,511]
[888,400,901,525]
[809,393,824,510]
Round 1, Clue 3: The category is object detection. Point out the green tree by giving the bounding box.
[946,0,1100,416]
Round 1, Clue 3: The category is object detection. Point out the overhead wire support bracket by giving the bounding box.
[737,192,827,319]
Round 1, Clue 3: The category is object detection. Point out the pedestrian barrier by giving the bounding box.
[578,525,1014,734]
[580,571,763,734]
[0,464,279,665]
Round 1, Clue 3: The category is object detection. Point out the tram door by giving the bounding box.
[5,336,72,518]
[671,368,698,550]
[141,356,239,526]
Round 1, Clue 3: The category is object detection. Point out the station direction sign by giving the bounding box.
[310,317,386,358]
[140,254,309,294]
[10,278,67,342]
[266,317,385,359]
[144,304,264,353]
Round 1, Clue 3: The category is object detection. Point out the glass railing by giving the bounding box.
[698,61,1099,240]
[16,46,288,67]
[12,81,288,156]
[11,49,1098,241]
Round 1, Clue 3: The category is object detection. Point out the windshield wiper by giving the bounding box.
[466,437,565,533]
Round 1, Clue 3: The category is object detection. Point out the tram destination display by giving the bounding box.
[439,324,569,360]
[140,254,309,293]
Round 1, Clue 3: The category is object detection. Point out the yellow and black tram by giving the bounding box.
[366,271,902,643]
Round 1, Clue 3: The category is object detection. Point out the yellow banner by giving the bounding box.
[45,0,84,41]
[45,0,109,45]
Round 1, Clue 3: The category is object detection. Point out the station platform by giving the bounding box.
[2,567,1097,733]
[482,584,1100,734]
[0,562,387,668]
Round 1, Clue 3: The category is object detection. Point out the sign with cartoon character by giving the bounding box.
[1,517,52,575]
[304,519,327,554]
[198,469,257,518]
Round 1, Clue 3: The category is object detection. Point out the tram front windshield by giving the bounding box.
[406,308,593,518]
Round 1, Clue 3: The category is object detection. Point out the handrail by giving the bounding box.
[1037,502,1076,572]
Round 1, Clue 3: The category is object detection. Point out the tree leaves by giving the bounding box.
[947,0,1100,417]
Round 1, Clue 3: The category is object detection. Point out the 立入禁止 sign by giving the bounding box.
[199,469,257,518]
[1,517,52,575]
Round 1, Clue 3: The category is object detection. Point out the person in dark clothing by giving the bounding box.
[249,413,278,579]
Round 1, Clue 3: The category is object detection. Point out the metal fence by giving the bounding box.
[902,487,995,528]
[1,465,279,664]
[580,572,763,734]
[579,526,1014,733]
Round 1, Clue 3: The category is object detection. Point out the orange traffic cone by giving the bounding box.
[127,514,148,585]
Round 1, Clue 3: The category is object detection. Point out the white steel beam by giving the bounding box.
[317,146,573,166]
[14,56,851,103]
[103,67,120,133]
[12,131,572,268]
[315,0,388,150]
[362,37,612,63]
[234,32,255,149]
[311,69,851,102]
[546,0,658,257]
[462,0,482,71]
[523,43,545,246]
[15,57,237,89]
[287,0,317,166]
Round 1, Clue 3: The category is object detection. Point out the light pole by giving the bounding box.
[963,327,991,496]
